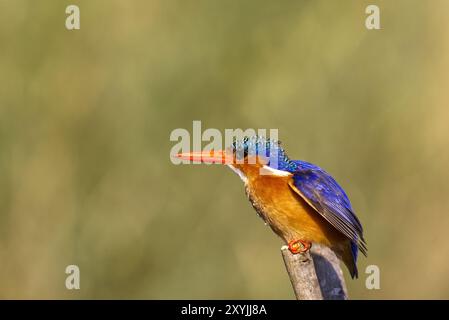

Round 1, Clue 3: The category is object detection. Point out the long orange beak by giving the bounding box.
[175,150,232,164]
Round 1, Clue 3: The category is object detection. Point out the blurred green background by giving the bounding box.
[1,0,448,299]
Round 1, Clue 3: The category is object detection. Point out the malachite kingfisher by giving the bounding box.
[176,136,367,278]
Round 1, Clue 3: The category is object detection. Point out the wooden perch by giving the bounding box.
[281,243,348,300]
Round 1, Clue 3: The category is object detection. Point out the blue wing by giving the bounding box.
[288,160,367,256]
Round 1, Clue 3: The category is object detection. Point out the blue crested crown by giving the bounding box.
[230,136,297,172]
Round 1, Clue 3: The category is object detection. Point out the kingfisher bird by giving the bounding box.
[176,136,367,278]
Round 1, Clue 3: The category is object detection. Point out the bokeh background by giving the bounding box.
[1,0,448,299]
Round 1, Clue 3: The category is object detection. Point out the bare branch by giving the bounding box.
[281,243,348,300]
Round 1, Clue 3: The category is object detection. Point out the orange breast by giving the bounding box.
[245,171,345,249]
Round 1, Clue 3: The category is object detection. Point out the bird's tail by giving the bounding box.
[341,241,359,279]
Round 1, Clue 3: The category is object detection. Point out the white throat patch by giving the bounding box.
[259,165,292,177]
[227,164,291,182]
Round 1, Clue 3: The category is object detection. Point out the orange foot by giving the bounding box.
[288,239,312,254]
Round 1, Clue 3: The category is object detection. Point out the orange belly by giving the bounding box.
[246,174,347,251]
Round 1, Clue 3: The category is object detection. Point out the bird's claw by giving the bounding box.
[288,239,311,254]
